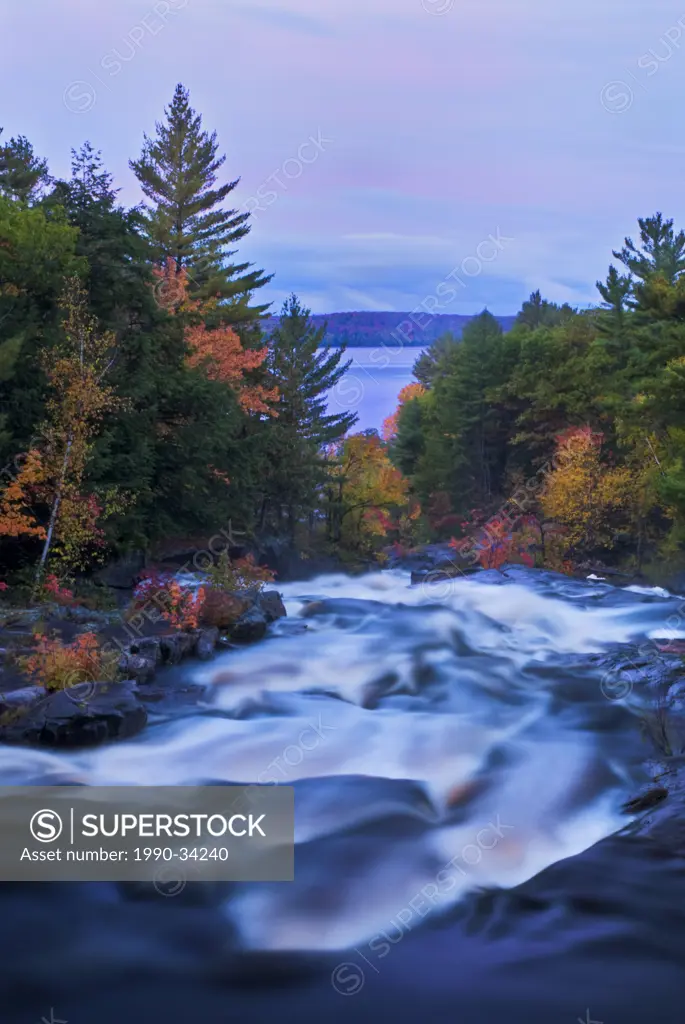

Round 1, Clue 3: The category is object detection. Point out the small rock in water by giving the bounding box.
[622,786,669,813]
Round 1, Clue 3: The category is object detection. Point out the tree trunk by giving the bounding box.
[33,437,72,595]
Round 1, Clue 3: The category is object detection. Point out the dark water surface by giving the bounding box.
[2,567,685,1022]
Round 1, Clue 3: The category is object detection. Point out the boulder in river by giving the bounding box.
[229,606,268,642]
[254,589,287,622]
[200,590,251,629]
[195,626,220,660]
[117,652,157,684]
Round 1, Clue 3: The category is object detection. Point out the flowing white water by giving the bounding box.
[1,567,678,953]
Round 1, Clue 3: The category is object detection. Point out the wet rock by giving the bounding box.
[129,636,163,665]
[229,607,268,643]
[117,652,156,684]
[0,680,147,747]
[200,590,250,630]
[0,685,44,711]
[65,605,115,627]
[622,786,669,814]
[195,627,219,660]
[410,563,478,586]
[159,632,197,664]
[1,607,45,630]
[95,550,146,590]
[255,590,287,623]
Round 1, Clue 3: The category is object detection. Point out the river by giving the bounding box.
[2,566,685,1022]
[328,346,421,432]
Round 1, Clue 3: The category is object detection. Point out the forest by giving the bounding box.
[1,81,685,604]
[389,231,685,579]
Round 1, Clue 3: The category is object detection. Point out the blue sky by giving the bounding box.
[3,0,685,315]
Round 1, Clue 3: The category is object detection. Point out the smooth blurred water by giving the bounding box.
[3,567,685,1023]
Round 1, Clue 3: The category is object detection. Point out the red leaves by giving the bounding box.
[43,574,75,606]
[450,510,540,570]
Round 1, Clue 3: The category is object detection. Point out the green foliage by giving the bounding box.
[0,130,52,203]
[395,215,685,567]
[259,294,358,536]
[204,550,276,592]
[130,83,271,324]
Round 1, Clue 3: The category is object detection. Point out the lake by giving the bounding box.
[327,346,422,433]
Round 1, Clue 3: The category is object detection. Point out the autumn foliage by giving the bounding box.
[382,382,426,441]
[20,631,117,691]
[0,449,46,540]
[450,509,539,570]
[327,433,410,550]
[152,258,278,415]
[205,550,276,593]
[132,572,206,631]
[540,426,634,555]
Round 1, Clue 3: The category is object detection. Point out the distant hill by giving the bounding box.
[260,311,517,347]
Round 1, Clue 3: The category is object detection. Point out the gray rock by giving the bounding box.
[0,685,44,711]
[257,590,287,622]
[230,607,268,642]
[2,607,46,630]
[0,680,147,748]
[195,627,219,660]
[159,632,197,664]
[66,605,113,626]
[117,652,156,684]
[129,636,163,665]
[95,550,146,590]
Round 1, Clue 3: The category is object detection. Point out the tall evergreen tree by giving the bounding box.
[259,294,357,535]
[0,130,51,203]
[614,213,685,286]
[44,146,257,548]
[130,84,271,325]
[412,331,459,387]
[515,289,575,330]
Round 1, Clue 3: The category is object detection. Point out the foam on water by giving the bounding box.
[0,566,678,954]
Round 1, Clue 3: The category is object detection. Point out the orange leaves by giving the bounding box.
[382,382,426,441]
[133,572,206,631]
[151,258,199,314]
[0,449,46,539]
[153,257,279,416]
[20,631,115,691]
[186,322,278,414]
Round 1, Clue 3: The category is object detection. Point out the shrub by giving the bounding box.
[20,631,118,691]
[42,573,76,606]
[204,551,276,593]
[131,572,205,631]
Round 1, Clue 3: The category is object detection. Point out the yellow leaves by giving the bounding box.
[540,426,635,551]
[330,433,410,548]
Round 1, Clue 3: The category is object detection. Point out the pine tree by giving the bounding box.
[0,130,51,203]
[44,147,258,548]
[412,331,459,386]
[516,289,575,330]
[614,213,685,286]
[260,294,357,535]
[130,83,271,324]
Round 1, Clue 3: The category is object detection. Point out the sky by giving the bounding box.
[2,0,685,316]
